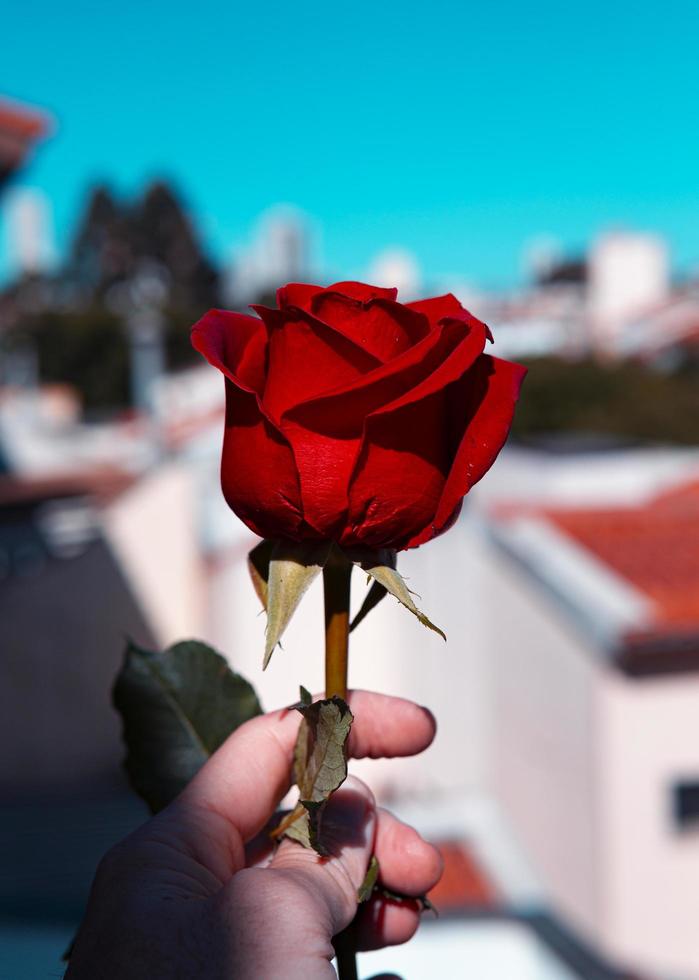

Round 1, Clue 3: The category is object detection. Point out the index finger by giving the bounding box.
[180,690,435,842]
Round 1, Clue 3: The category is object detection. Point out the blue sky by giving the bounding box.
[3,0,699,288]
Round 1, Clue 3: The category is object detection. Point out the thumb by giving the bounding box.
[268,775,376,936]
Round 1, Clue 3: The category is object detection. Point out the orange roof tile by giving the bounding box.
[427,840,498,912]
[545,480,699,632]
[0,97,50,174]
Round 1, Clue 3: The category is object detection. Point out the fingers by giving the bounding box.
[355,809,442,951]
[356,895,421,951]
[266,776,377,934]
[373,808,443,896]
[216,776,378,976]
[181,690,436,842]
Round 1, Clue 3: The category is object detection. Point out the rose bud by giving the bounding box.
[191,281,525,552]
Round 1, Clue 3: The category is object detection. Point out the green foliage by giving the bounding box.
[113,639,262,813]
[512,358,699,446]
[19,309,130,412]
[273,693,353,855]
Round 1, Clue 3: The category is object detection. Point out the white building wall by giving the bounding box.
[481,542,603,942]
[599,673,699,978]
[104,463,206,646]
[588,231,669,352]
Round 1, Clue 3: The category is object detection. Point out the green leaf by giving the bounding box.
[262,541,332,669]
[351,552,446,642]
[113,639,263,813]
[358,855,381,902]
[272,696,353,855]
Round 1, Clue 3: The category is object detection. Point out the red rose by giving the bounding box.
[191,281,525,551]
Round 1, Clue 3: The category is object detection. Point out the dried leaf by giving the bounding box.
[262,541,332,669]
[379,885,438,915]
[273,696,353,854]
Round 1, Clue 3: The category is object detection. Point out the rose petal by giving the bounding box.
[252,304,381,421]
[283,316,488,541]
[322,281,398,303]
[276,283,325,310]
[309,293,430,362]
[191,309,267,394]
[340,390,453,550]
[406,293,464,321]
[408,294,494,341]
[191,310,312,540]
[342,322,500,550]
[284,315,483,434]
[403,354,527,549]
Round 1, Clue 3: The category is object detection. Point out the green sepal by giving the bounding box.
[247,539,333,669]
[347,548,446,641]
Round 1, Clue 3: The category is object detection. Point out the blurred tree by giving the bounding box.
[512,358,699,446]
[18,309,130,413]
[0,178,223,412]
[68,181,220,312]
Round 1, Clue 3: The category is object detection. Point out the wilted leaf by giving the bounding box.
[263,541,333,669]
[113,639,262,812]
[352,556,446,642]
[379,885,438,915]
[273,695,353,854]
[358,855,380,902]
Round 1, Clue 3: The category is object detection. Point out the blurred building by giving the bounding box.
[224,206,313,306]
[479,447,699,979]
[588,232,670,354]
[485,229,690,366]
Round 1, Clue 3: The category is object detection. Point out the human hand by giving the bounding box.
[65,690,442,979]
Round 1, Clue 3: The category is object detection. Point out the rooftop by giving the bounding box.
[0,97,49,183]
[488,471,699,676]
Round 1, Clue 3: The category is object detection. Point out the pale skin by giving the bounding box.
[65,691,443,979]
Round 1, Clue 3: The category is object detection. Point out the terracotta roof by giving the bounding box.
[427,840,498,912]
[488,478,698,675]
[545,480,699,634]
[0,97,50,177]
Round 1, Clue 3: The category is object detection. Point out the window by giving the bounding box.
[673,781,699,829]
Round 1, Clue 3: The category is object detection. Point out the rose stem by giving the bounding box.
[323,550,358,980]
[323,552,351,700]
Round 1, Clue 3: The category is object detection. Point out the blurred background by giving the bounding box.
[2,1,699,977]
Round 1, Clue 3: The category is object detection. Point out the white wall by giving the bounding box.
[599,672,699,978]
[104,463,206,646]
[482,541,603,942]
